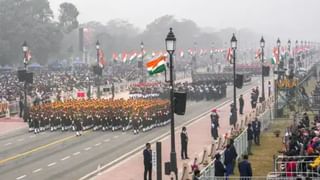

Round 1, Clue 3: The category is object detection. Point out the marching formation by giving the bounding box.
[26,99,170,135]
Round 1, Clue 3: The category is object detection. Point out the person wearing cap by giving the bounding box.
[210,109,220,141]
[180,126,189,159]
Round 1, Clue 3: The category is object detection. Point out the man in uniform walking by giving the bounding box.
[252,117,261,145]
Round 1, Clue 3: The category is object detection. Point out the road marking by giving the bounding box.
[32,168,42,173]
[4,142,12,146]
[48,162,56,167]
[84,147,92,151]
[79,82,258,180]
[73,152,80,156]
[61,156,70,161]
[16,175,26,180]
[29,135,35,138]
[17,138,24,142]
[0,131,91,165]
[94,143,101,146]
[113,136,119,139]
[103,139,110,142]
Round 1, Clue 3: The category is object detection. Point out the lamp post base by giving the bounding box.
[170,151,177,179]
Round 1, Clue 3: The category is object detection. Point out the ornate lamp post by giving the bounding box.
[96,40,101,99]
[165,28,177,178]
[22,41,28,121]
[231,33,237,127]
[260,36,265,101]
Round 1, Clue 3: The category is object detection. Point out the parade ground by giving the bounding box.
[0,76,269,180]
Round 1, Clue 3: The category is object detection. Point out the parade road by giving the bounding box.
[0,76,266,180]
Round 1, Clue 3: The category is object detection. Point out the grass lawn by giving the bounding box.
[233,119,291,177]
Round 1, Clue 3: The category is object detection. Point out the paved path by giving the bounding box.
[0,116,27,137]
[94,79,272,180]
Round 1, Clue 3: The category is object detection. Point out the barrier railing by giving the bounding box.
[199,99,274,180]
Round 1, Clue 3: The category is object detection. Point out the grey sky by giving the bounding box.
[49,0,320,41]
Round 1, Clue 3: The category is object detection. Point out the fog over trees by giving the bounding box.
[0,0,263,65]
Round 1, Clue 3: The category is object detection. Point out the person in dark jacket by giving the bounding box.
[239,94,244,115]
[210,109,219,141]
[214,153,225,178]
[19,97,24,118]
[143,143,152,180]
[238,154,252,180]
[180,126,189,159]
[224,139,238,177]
[252,118,261,145]
[247,123,254,155]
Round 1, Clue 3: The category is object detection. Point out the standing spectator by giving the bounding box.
[255,86,259,98]
[239,94,244,115]
[143,143,152,180]
[210,109,220,141]
[19,97,24,118]
[252,117,261,145]
[250,89,257,109]
[238,154,252,180]
[247,123,254,155]
[229,103,236,128]
[224,139,238,177]
[214,153,225,178]
[180,126,189,159]
[302,112,310,128]
[268,81,272,97]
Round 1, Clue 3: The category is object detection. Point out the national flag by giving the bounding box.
[226,48,233,64]
[98,49,106,68]
[255,48,261,60]
[188,49,193,56]
[122,52,128,63]
[271,47,279,64]
[24,50,32,64]
[129,52,137,61]
[112,53,118,62]
[145,55,166,75]
[180,50,184,58]
[151,51,156,58]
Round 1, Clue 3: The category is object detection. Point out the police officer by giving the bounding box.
[252,117,261,145]
[210,109,219,142]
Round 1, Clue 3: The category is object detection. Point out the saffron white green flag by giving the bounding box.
[145,55,166,75]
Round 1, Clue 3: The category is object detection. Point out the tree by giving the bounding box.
[59,2,79,33]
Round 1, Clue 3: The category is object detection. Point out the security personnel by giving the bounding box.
[252,117,261,145]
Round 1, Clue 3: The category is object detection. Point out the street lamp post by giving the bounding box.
[165,28,177,179]
[231,33,237,127]
[260,36,265,101]
[96,40,101,99]
[22,41,28,121]
[277,38,281,80]
[140,41,144,83]
[210,42,214,72]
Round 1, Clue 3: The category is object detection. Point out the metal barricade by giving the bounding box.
[267,171,320,179]
[273,155,320,179]
[199,103,274,179]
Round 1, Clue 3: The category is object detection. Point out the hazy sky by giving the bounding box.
[49,0,320,41]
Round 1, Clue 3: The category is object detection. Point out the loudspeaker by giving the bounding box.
[164,162,171,175]
[25,72,33,84]
[93,65,102,76]
[138,61,143,68]
[174,92,187,115]
[235,74,243,89]
[262,66,270,77]
[18,70,27,82]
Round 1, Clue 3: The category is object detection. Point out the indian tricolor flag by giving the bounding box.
[271,47,279,64]
[146,55,166,75]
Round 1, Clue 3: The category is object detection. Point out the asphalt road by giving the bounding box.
[0,77,264,180]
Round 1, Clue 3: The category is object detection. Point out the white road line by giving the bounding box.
[5,142,12,146]
[61,156,70,161]
[94,143,101,146]
[113,135,119,139]
[17,138,24,142]
[73,152,80,156]
[32,168,42,173]
[103,139,110,142]
[16,175,26,180]
[84,147,92,151]
[29,135,35,138]
[48,162,56,167]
